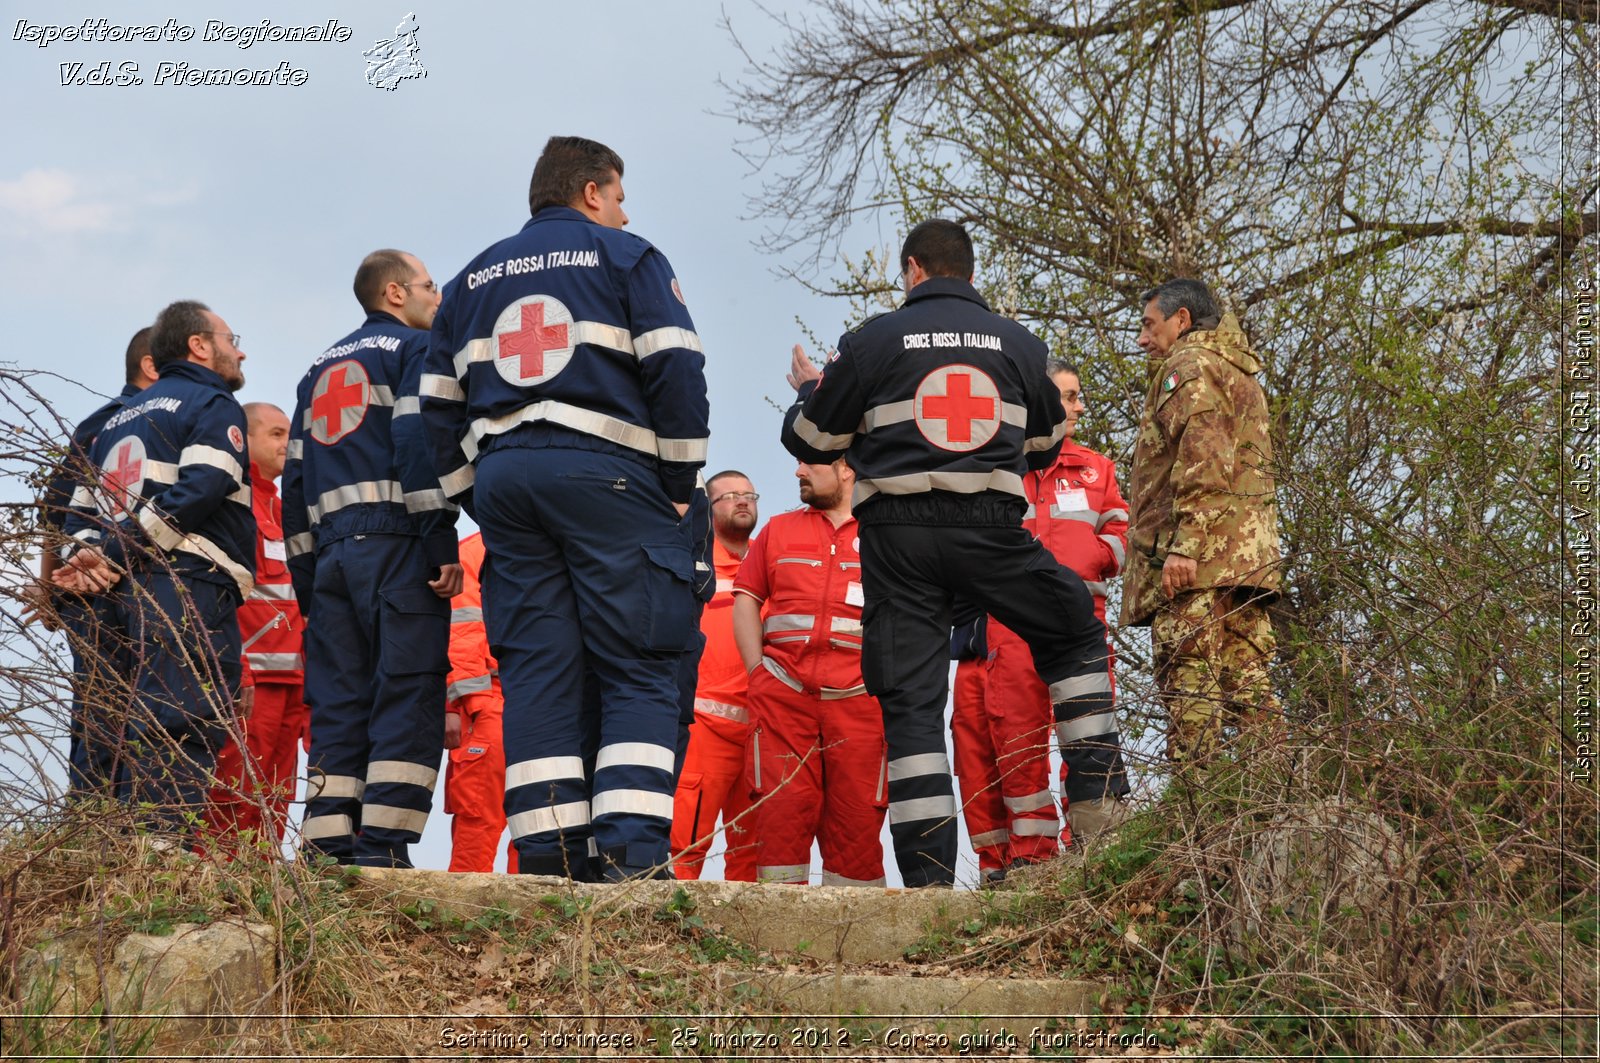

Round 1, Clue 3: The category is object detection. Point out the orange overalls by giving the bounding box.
[737,509,887,886]
[670,539,758,880]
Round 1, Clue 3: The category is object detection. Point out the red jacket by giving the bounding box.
[734,507,865,697]
[447,532,501,720]
[238,462,305,684]
[694,538,752,724]
[1021,441,1128,621]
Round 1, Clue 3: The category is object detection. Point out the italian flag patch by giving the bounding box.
[1163,372,1180,392]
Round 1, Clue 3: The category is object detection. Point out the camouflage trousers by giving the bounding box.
[1152,588,1281,762]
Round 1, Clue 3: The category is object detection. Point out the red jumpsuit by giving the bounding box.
[670,539,758,880]
[952,441,1128,865]
[444,532,516,872]
[736,509,887,886]
[207,462,309,847]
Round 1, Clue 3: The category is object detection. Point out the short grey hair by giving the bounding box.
[1141,279,1221,331]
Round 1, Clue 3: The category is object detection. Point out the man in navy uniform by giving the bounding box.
[284,249,461,868]
[56,302,256,839]
[781,220,1114,887]
[420,136,709,881]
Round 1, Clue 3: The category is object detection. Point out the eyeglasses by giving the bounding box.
[712,491,759,504]
[198,331,241,348]
[400,280,439,294]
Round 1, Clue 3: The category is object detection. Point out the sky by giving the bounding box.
[0,1,1002,884]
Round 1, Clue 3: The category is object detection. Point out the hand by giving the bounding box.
[52,547,121,594]
[787,343,824,391]
[429,563,463,599]
[19,579,61,631]
[443,712,463,750]
[235,684,255,720]
[1161,553,1198,598]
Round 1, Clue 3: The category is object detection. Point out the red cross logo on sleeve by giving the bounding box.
[309,360,371,445]
[914,366,1003,451]
[100,436,146,516]
[491,295,576,385]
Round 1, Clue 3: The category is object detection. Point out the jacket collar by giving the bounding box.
[526,206,591,229]
[157,359,231,393]
[363,310,407,329]
[903,276,990,310]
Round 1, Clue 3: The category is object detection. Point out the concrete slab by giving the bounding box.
[352,868,985,964]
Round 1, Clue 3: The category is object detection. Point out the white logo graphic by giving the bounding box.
[364,13,426,91]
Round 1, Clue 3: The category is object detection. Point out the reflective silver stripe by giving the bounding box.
[855,469,1024,503]
[888,752,950,782]
[306,773,365,801]
[506,756,585,789]
[1100,535,1127,568]
[820,871,886,887]
[69,484,95,509]
[633,326,703,359]
[820,683,867,700]
[1003,789,1055,814]
[441,464,475,497]
[888,795,957,823]
[248,580,295,601]
[829,617,863,637]
[404,487,453,513]
[1083,580,1110,597]
[790,410,855,452]
[286,532,314,558]
[1050,506,1098,525]
[367,760,439,790]
[969,828,1009,848]
[758,657,862,699]
[301,813,354,840]
[227,481,252,509]
[1057,712,1120,744]
[1048,672,1114,702]
[451,606,484,624]
[240,615,283,651]
[829,638,864,652]
[367,384,397,407]
[714,578,735,594]
[419,373,466,402]
[446,673,493,701]
[392,395,420,418]
[468,399,659,456]
[759,864,809,884]
[1097,508,1129,528]
[862,399,914,431]
[136,507,254,598]
[694,698,749,724]
[595,742,676,775]
[246,651,303,671]
[308,479,404,523]
[287,438,304,459]
[453,321,636,376]
[508,801,590,837]
[1011,818,1060,837]
[360,804,429,834]
[1021,503,1036,520]
[178,444,244,480]
[658,436,709,462]
[1023,419,1068,453]
[764,613,815,634]
[591,788,674,820]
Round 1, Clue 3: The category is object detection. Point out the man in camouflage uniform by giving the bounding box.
[1121,279,1283,762]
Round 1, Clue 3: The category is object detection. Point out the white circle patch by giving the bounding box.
[97,434,147,519]
[913,365,1002,452]
[492,295,575,386]
[309,360,371,445]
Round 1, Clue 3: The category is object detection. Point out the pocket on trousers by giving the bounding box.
[639,541,696,653]
[859,599,894,695]
[379,585,449,676]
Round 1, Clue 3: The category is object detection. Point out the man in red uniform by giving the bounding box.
[952,360,1130,876]
[670,471,760,880]
[444,531,515,872]
[208,401,308,847]
[734,459,887,886]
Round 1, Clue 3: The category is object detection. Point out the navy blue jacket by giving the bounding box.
[420,206,710,507]
[782,277,1066,519]
[62,362,255,599]
[39,383,141,535]
[282,310,458,610]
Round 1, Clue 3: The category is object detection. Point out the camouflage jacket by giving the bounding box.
[1120,314,1282,626]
